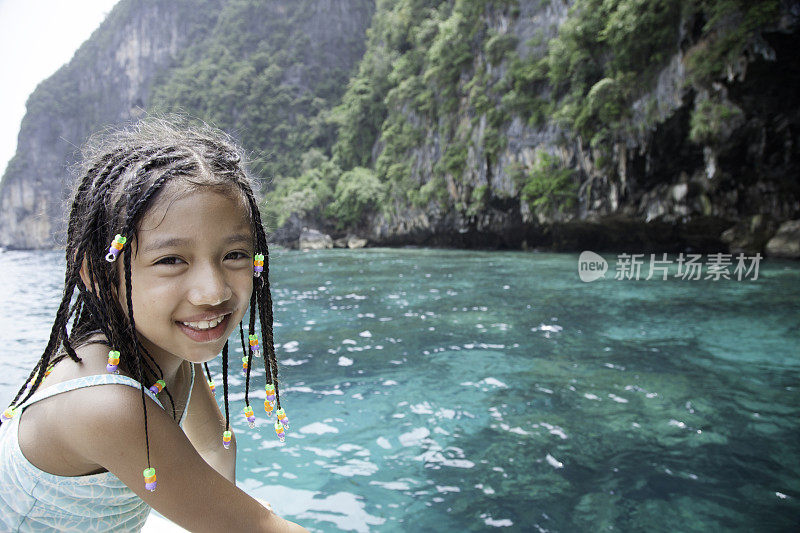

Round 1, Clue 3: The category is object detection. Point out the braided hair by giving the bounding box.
[0,117,283,481]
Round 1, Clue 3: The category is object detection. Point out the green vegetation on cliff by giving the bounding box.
[271,0,519,225]
[259,0,783,230]
[504,0,781,147]
[150,0,373,188]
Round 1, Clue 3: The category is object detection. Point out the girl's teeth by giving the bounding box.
[183,316,224,330]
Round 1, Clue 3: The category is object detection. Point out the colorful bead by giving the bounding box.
[207,379,216,393]
[106,350,120,374]
[105,234,127,262]
[264,384,276,416]
[143,467,157,491]
[274,420,285,442]
[222,430,232,449]
[1,407,16,422]
[276,408,289,429]
[253,254,265,277]
[243,405,256,429]
[26,362,55,389]
[242,356,249,371]
[149,379,166,394]
[249,335,260,357]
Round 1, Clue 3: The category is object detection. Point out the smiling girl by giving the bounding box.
[0,119,307,532]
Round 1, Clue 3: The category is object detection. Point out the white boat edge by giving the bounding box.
[142,497,270,532]
[142,511,189,532]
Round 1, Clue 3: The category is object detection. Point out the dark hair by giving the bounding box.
[1,117,281,475]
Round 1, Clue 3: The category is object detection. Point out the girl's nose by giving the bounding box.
[187,263,233,306]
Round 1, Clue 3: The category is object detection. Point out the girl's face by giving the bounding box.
[120,184,255,365]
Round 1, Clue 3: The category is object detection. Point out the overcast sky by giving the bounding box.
[0,0,120,178]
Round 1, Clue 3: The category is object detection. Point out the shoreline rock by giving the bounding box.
[765,219,800,258]
[264,212,800,259]
[299,228,333,250]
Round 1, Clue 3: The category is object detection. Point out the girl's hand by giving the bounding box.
[62,383,305,532]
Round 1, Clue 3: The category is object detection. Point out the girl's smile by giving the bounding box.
[176,312,232,342]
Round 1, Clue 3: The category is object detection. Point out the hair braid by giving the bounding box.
[139,345,176,420]
[11,273,82,408]
[123,244,153,467]
[65,149,126,249]
[245,196,281,408]
[222,342,230,432]
[243,292,256,407]
[257,274,281,408]
[238,321,247,372]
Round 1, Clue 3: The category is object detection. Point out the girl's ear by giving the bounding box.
[79,256,117,298]
[79,257,98,295]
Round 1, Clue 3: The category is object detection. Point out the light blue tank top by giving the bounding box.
[0,367,194,532]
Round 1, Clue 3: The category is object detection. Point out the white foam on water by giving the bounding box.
[538,422,568,439]
[483,516,513,527]
[282,340,299,352]
[398,427,430,447]
[329,459,378,477]
[545,453,564,468]
[481,377,508,388]
[370,480,412,490]
[299,422,339,435]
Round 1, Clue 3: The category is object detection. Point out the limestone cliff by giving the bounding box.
[349,0,800,253]
[0,0,374,249]
[0,0,222,248]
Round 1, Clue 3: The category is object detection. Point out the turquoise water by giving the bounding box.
[0,248,798,532]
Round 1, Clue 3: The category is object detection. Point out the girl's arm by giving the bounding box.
[61,384,307,533]
[181,363,236,482]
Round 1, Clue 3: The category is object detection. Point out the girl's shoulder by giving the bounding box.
[36,335,149,398]
[17,341,164,478]
[34,338,161,427]
[44,336,118,384]
[18,376,169,480]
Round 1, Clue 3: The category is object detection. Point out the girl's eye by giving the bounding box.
[225,251,250,261]
[155,256,184,266]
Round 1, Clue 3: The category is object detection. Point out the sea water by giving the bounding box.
[0,248,798,532]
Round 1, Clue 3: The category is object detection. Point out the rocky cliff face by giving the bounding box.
[0,0,373,249]
[360,0,800,254]
[0,0,222,248]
